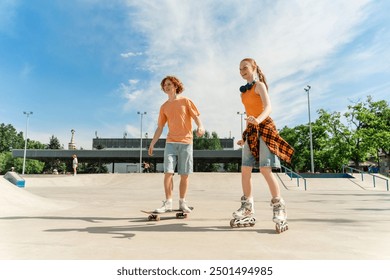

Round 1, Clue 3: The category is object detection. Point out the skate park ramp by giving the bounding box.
[0,173,389,260]
[0,177,75,216]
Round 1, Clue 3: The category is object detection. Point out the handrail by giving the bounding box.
[281,165,307,191]
[342,165,389,191]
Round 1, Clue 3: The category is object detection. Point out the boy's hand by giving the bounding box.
[196,127,205,137]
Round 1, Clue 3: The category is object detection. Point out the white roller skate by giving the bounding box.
[271,198,288,233]
[230,196,256,228]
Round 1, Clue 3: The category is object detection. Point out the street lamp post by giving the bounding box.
[22,111,33,175]
[137,111,147,173]
[237,111,246,136]
[304,85,315,173]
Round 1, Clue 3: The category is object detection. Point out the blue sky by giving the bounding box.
[0,0,389,149]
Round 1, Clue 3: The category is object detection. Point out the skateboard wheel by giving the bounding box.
[176,213,187,219]
[148,214,160,221]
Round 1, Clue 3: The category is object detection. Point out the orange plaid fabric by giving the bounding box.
[242,117,294,163]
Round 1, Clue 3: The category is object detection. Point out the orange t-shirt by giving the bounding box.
[158,96,200,144]
[241,84,264,117]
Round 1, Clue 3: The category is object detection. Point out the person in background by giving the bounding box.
[72,154,78,176]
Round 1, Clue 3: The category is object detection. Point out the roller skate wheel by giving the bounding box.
[229,219,236,228]
[176,213,187,219]
[276,223,281,234]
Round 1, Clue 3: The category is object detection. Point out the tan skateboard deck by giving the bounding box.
[141,207,194,221]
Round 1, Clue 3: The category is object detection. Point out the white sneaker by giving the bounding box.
[179,200,192,213]
[154,200,172,213]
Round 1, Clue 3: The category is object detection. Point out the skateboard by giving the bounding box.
[141,207,194,221]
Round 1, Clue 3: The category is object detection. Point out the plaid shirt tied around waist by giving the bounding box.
[242,117,294,163]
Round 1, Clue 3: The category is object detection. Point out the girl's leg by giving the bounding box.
[241,166,253,198]
[260,166,280,198]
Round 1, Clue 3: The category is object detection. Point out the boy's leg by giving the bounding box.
[177,144,192,213]
[164,173,174,199]
[154,144,176,213]
[179,174,189,199]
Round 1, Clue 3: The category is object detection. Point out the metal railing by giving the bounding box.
[342,165,389,191]
[281,165,307,191]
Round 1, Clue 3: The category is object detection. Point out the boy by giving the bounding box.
[148,76,204,213]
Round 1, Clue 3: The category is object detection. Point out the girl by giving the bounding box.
[231,58,294,233]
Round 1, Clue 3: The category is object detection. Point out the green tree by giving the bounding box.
[347,96,390,166]
[47,135,62,149]
[0,152,44,174]
[279,125,311,172]
[316,109,351,172]
[44,135,64,173]
[193,130,222,172]
[0,123,45,174]
[344,96,389,168]
[0,123,24,152]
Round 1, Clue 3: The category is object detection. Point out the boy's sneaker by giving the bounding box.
[179,200,192,213]
[233,196,254,219]
[154,200,172,213]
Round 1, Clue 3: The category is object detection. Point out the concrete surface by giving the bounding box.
[0,173,389,260]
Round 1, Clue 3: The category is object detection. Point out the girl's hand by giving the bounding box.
[245,115,260,125]
[237,139,244,146]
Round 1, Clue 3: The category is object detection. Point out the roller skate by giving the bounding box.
[230,196,256,228]
[271,197,288,233]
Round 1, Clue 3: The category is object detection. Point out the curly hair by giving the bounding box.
[160,76,184,94]
[241,58,268,91]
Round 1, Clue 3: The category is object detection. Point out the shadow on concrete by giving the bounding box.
[43,223,276,239]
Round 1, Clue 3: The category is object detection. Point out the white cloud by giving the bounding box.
[120,0,380,141]
[120,52,143,58]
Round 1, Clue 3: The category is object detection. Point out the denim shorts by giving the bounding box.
[242,137,281,168]
[164,143,193,175]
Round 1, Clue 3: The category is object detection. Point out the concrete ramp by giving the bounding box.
[1,173,389,260]
[0,177,75,216]
[3,172,25,187]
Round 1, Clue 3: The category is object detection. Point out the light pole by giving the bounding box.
[22,111,33,175]
[304,85,315,173]
[137,111,147,173]
[237,111,246,136]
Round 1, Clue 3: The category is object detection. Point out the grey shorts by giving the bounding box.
[242,137,281,168]
[164,143,193,175]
